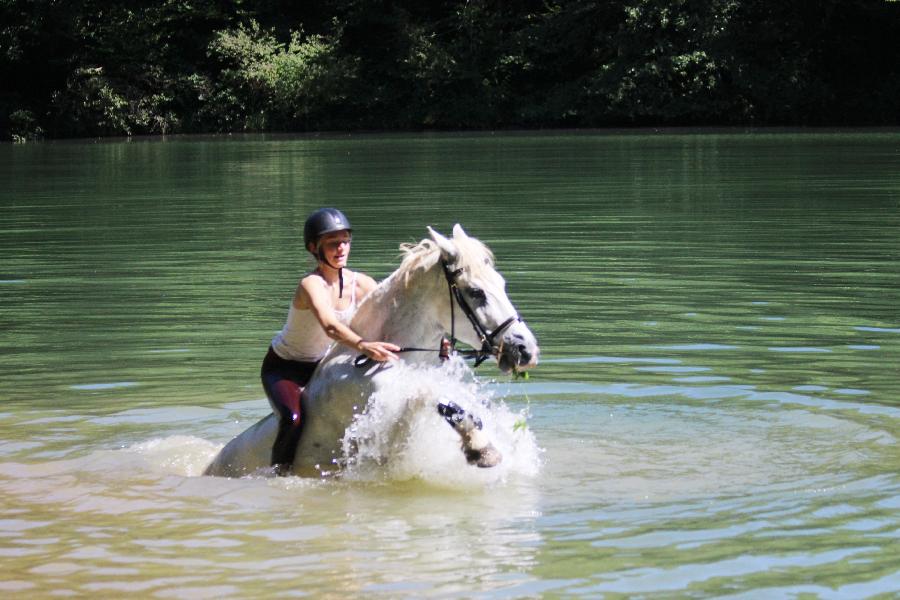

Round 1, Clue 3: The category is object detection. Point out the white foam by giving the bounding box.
[338,358,542,487]
[128,436,223,477]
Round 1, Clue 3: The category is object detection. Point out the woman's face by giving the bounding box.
[315,230,352,268]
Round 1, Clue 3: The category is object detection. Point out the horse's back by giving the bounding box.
[293,352,381,473]
[202,354,369,478]
[203,413,277,477]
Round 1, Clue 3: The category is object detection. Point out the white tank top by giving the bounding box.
[271,272,358,362]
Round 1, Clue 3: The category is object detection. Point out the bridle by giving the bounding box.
[440,259,520,367]
[354,259,520,368]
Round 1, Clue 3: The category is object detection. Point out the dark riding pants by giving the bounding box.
[261,346,318,474]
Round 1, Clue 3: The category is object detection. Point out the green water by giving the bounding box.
[1,131,899,597]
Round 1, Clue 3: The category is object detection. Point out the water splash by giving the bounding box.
[338,357,542,486]
[126,436,222,477]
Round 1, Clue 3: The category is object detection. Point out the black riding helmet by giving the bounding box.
[304,207,352,252]
[303,207,353,297]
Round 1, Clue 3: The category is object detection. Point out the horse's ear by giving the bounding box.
[428,226,458,263]
[451,223,469,240]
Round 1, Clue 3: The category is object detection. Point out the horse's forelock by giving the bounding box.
[452,234,496,280]
[396,235,496,287]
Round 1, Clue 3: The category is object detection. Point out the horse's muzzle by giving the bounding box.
[497,324,539,373]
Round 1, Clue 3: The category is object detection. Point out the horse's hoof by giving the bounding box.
[438,401,482,429]
[466,443,502,468]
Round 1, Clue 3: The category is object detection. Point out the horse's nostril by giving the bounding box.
[518,346,532,364]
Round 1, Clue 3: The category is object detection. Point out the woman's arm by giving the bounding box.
[299,275,399,361]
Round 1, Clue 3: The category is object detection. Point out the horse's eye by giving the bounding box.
[467,287,487,305]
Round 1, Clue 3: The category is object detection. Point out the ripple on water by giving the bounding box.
[492,374,899,506]
[69,382,139,391]
[855,326,900,334]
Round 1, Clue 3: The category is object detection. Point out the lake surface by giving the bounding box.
[2,130,899,598]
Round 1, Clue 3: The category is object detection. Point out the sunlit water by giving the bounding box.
[1,131,899,597]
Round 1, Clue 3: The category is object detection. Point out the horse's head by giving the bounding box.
[428,225,539,373]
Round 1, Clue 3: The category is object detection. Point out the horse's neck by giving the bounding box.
[352,266,446,351]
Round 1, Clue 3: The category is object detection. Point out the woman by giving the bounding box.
[262,207,400,475]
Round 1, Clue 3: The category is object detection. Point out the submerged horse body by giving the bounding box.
[204,225,539,477]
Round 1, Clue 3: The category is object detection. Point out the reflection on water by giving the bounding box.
[1,131,899,596]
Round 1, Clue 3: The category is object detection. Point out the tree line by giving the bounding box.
[3,0,899,141]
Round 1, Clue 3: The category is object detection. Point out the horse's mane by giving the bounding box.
[395,234,495,287]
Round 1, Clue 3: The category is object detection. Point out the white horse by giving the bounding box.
[204,225,540,478]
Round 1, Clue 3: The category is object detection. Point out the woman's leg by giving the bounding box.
[260,348,316,475]
[263,374,303,475]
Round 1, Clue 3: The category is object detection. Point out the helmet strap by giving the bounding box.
[316,245,344,298]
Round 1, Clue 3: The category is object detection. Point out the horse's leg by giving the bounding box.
[437,402,502,468]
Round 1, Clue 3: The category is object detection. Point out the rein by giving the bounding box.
[353,259,520,368]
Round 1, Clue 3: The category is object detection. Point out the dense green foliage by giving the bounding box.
[3,0,899,140]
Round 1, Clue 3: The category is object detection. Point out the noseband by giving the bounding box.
[441,260,520,367]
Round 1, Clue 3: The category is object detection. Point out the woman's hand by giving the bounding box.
[357,340,401,362]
